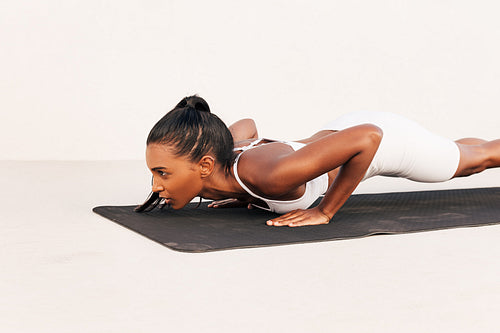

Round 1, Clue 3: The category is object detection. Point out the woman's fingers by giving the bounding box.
[267,210,305,226]
[208,198,251,209]
[288,218,322,227]
[208,198,237,208]
[267,208,331,227]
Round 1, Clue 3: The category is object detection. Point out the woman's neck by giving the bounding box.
[199,166,249,201]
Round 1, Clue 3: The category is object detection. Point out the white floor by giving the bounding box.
[1,160,499,333]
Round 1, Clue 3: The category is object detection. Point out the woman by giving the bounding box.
[136,95,500,227]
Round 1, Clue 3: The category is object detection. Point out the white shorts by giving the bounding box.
[321,111,461,182]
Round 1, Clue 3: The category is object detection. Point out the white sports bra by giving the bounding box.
[233,138,329,214]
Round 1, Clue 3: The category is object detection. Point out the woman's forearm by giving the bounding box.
[263,124,382,227]
[317,130,381,218]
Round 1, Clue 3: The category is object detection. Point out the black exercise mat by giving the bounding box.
[93,187,500,252]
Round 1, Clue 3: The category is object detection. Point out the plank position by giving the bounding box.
[136,96,500,227]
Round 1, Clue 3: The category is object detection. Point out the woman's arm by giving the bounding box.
[228,118,258,142]
[250,124,382,227]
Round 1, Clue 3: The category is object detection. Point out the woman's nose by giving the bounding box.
[151,177,164,192]
[152,185,164,192]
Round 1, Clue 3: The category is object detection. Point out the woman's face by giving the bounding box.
[145,143,204,209]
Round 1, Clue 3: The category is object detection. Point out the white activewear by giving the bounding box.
[321,111,461,182]
[233,111,461,214]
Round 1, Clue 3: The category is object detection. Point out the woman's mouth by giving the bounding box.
[159,197,173,208]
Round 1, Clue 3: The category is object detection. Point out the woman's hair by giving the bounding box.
[135,95,235,212]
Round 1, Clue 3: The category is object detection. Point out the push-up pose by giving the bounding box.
[136,95,500,227]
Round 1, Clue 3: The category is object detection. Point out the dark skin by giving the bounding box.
[147,124,383,227]
[241,126,382,226]
[147,119,500,227]
[208,128,342,210]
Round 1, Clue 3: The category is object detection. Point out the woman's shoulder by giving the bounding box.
[236,140,295,165]
[235,142,298,196]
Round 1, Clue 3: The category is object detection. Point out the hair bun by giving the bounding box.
[176,95,211,113]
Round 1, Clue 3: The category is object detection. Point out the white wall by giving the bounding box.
[2,0,499,160]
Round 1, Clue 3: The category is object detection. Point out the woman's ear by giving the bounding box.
[199,155,216,178]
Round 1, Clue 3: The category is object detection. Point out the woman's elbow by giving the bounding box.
[370,124,383,143]
[229,118,258,142]
[245,118,258,138]
[361,124,383,151]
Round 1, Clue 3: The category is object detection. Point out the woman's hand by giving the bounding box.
[208,198,253,209]
[248,124,381,228]
[266,207,331,227]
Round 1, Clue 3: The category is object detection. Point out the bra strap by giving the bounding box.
[233,138,264,152]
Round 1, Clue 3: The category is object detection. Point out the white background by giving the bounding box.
[2,2,500,332]
[2,0,500,161]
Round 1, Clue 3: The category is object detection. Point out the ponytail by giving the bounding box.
[175,95,211,112]
[135,95,235,212]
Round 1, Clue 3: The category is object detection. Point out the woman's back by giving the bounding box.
[232,138,329,213]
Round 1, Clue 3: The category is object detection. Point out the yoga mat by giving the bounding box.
[93,187,500,252]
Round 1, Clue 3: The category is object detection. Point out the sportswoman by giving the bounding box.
[136,96,500,227]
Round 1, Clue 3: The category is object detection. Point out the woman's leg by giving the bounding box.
[455,138,487,145]
[453,139,500,177]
